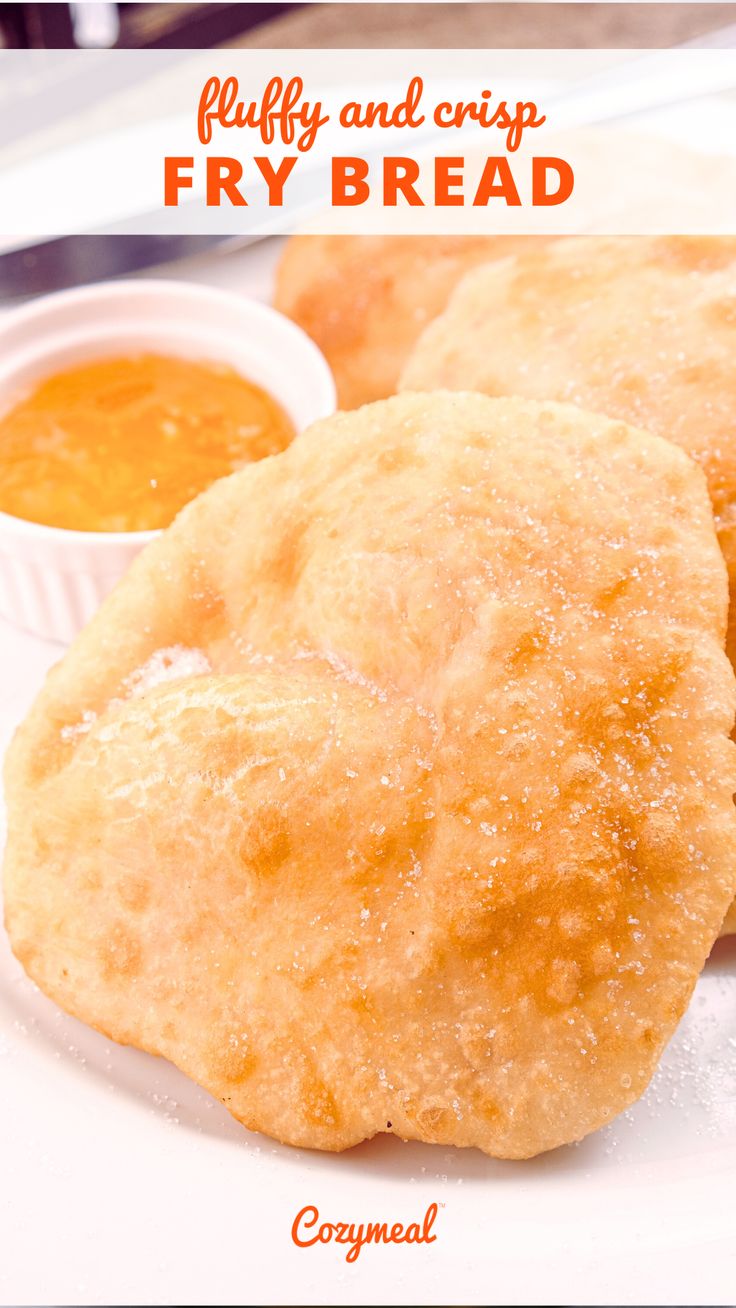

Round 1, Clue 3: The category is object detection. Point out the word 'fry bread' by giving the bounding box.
[4,393,736,1157]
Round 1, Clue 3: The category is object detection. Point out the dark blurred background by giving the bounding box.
[1,2,736,50]
[0,1,296,47]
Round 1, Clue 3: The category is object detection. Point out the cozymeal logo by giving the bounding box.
[291,1201,440,1262]
[164,74,573,210]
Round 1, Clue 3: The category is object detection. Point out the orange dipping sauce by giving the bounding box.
[0,353,295,532]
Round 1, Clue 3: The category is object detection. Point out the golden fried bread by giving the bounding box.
[274,235,541,408]
[5,393,736,1156]
[401,236,736,935]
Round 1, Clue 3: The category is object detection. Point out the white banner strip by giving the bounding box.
[1,48,735,236]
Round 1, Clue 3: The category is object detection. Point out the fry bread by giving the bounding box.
[402,237,736,934]
[5,393,736,1156]
[274,235,541,408]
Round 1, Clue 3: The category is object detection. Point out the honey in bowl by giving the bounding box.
[0,353,296,533]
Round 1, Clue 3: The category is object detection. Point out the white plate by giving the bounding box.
[1,239,736,1308]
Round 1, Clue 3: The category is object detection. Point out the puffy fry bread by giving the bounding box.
[273,235,541,408]
[401,236,736,935]
[4,393,736,1158]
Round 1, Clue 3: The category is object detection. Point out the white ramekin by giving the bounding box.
[0,279,336,644]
